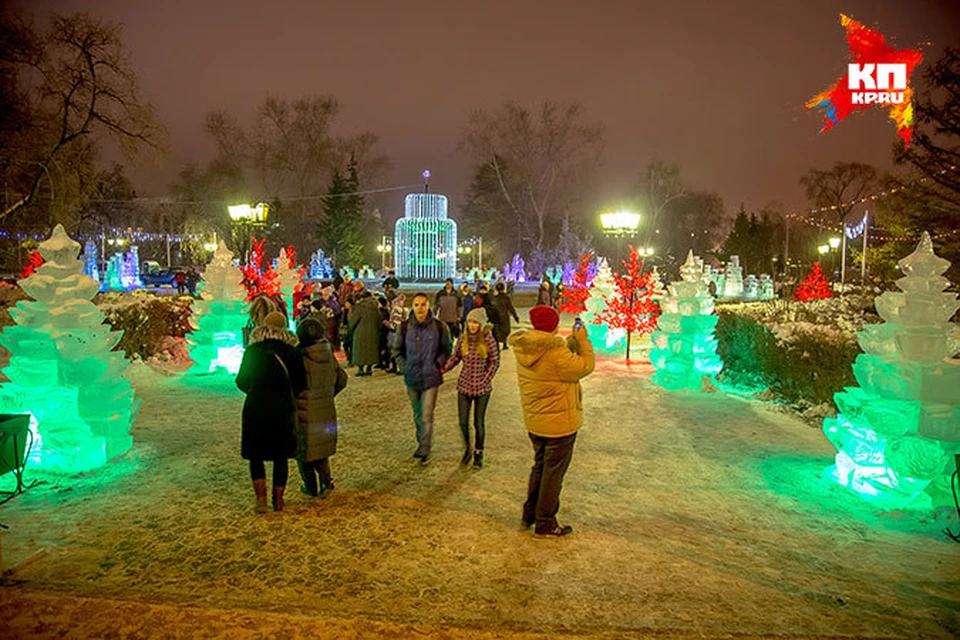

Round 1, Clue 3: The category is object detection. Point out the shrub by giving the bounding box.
[95,292,193,360]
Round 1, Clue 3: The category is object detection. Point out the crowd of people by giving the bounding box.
[234,270,594,538]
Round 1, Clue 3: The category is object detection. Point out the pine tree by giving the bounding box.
[559,252,595,315]
[317,156,366,269]
[601,246,661,361]
[793,262,832,301]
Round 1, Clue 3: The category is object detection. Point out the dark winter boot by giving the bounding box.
[272,486,285,512]
[472,449,484,469]
[253,479,268,513]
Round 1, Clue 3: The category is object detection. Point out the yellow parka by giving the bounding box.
[507,329,595,438]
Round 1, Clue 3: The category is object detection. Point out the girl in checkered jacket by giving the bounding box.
[442,307,500,468]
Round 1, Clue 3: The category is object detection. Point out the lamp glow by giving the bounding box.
[600,211,641,233]
[829,236,841,249]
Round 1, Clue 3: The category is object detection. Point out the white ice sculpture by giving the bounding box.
[584,258,626,350]
[187,240,248,374]
[723,255,744,299]
[0,225,140,473]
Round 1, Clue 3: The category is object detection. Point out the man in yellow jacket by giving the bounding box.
[508,305,595,538]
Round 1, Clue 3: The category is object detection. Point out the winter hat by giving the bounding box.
[529,305,560,333]
[296,317,326,347]
[466,307,488,326]
[353,280,365,291]
[264,311,287,330]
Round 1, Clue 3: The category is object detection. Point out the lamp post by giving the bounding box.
[600,211,641,266]
[228,202,269,262]
[376,235,393,270]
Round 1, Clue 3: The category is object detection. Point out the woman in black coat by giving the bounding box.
[490,282,520,350]
[236,312,307,512]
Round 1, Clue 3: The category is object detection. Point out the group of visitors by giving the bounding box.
[235,272,595,538]
[174,267,201,295]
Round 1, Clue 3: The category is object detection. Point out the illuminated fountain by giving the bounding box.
[395,193,457,282]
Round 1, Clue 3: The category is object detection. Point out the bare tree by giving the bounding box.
[799,162,878,223]
[0,12,166,222]
[459,101,604,255]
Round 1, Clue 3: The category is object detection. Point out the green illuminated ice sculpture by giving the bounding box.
[650,250,723,390]
[0,225,140,474]
[187,240,248,374]
[823,232,959,508]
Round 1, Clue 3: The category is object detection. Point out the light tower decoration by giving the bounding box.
[187,240,248,375]
[82,240,99,283]
[0,225,140,473]
[600,246,661,361]
[822,233,959,508]
[395,193,457,281]
[649,250,723,390]
[794,262,832,301]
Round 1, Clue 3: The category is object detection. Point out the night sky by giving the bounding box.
[19,0,960,224]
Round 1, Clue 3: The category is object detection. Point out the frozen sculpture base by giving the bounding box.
[0,225,140,474]
[822,232,960,509]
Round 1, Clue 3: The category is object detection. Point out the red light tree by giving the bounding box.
[19,249,44,279]
[601,245,661,361]
[284,245,310,311]
[793,262,832,302]
[240,237,280,301]
[559,252,595,315]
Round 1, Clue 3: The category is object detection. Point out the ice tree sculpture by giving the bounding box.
[722,255,744,298]
[822,233,959,508]
[0,225,140,473]
[82,241,99,283]
[794,262,832,301]
[744,275,759,300]
[503,254,527,283]
[583,258,624,351]
[275,247,303,326]
[309,248,333,280]
[187,240,248,374]
[759,274,775,300]
[650,250,723,390]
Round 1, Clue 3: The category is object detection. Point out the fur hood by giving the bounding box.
[250,324,299,347]
[508,328,567,367]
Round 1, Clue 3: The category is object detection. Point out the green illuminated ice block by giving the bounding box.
[187,240,248,374]
[0,225,140,474]
[822,232,959,509]
[584,258,626,351]
[650,250,723,390]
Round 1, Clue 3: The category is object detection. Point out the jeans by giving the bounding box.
[407,386,439,457]
[523,432,577,533]
[457,392,489,451]
[249,458,289,487]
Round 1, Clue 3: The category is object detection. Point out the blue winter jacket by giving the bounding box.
[393,312,452,390]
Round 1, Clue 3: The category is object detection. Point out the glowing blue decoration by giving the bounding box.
[503,254,527,283]
[0,225,139,474]
[120,246,143,290]
[309,248,334,280]
[395,194,457,281]
[822,232,959,509]
[188,241,248,375]
[650,250,723,390]
[845,213,868,240]
[82,241,99,283]
[103,253,123,291]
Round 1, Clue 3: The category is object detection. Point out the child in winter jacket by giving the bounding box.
[441,307,500,468]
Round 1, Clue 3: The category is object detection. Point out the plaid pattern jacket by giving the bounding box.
[444,326,500,397]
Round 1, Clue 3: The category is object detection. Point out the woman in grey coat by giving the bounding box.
[295,318,348,497]
[348,290,381,376]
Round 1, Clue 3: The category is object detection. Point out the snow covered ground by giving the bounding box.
[0,310,957,638]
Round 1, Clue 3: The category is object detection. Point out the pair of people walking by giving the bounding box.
[236,312,346,512]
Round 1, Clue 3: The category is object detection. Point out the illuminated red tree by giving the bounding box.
[601,245,661,361]
[559,252,595,315]
[793,262,833,302]
[240,238,280,301]
[284,245,310,310]
[19,249,44,279]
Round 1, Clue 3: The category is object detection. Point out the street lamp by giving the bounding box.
[228,202,269,262]
[600,210,641,265]
[376,235,393,270]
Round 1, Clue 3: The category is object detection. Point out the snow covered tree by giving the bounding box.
[0,225,140,473]
[187,240,247,374]
[793,262,832,302]
[559,252,595,315]
[601,246,661,361]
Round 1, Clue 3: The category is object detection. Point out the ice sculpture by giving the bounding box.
[275,248,301,327]
[503,254,527,283]
[759,274,774,300]
[82,240,99,283]
[358,265,376,279]
[0,225,140,473]
[722,255,744,299]
[120,246,143,289]
[584,258,626,351]
[103,253,123,291]
[650,250,723,390]
[187,240,248,374]
[822,233,959,508]
[744,275,759,300]
[309,248,333,280]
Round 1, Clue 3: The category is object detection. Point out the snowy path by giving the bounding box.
[0,333,957,638]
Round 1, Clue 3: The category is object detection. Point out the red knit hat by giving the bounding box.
[529,305,560,333]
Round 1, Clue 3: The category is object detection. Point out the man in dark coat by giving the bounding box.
[236,312,307,512]
[491,281,520,350]
[348,288,381,376]
[434,278,462,339]
[382,270,400,290]
[295,318,348,497]
[393,292,452,465]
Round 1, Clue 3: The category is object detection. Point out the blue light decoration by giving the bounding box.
[395,193,457,282]
[187,240,248,375]
[82,240,99,283]
[649,250,724,390]
[0,225,139,474]
[503,254,527,282]
[822,232,959,509]
[120,245,143,290]
[309,248,334,280]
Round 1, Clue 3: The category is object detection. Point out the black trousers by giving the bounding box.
[523,432,577,533]
[249,459,289,487]
[297,458,332,496]
[457,392,490,451]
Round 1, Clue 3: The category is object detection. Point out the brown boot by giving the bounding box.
[272,486,285,512]
[253,479,268,513]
